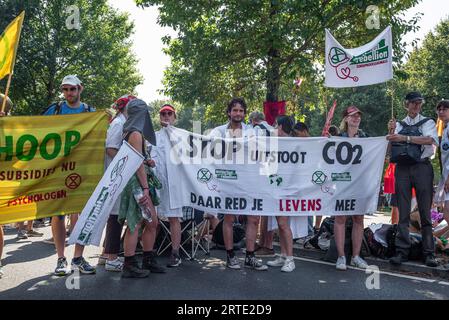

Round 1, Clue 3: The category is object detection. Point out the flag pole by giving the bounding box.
[1,74,12,113]
[1,11,25,114]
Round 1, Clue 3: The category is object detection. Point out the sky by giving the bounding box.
[109,0,449,103]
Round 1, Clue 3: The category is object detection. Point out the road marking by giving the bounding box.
[292,256,439,283]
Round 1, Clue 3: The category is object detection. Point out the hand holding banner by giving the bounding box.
[69,141,144,247]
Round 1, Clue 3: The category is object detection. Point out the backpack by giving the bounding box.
[212,220,246,250]
[324,217,354,263]
[362,224,397,259]
[390,118,432,165]
[306,217,334,250]
[41,101,93,115]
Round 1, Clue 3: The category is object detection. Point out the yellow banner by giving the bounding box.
[0,11,25,80]
[0,112,108,224]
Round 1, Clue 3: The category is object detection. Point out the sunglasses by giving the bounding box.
[62,87,78,92]
[160,111,174,116]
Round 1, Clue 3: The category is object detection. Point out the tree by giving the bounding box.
[0,0,143,115]
[403,18,449,114]
[136,0,422,126]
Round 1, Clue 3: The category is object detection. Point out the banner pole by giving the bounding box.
[1,73,12,113]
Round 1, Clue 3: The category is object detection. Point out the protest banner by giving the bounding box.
[164,127,388,216]
[325,26,393,88]
[0,112,108,224]
[69,141,144,246]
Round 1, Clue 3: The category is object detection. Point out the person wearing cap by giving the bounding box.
[150,104,184,267]
[97,95,136,272]
[334,106,369,271]
[43,75,94,115]
[209,98,268,271]
[387,92,438,267]
[42,75,96,276]
[118,99,165,278]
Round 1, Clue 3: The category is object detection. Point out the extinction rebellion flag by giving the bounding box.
[325,26,393,88]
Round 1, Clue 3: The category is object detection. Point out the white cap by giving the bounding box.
[60,75,81,87]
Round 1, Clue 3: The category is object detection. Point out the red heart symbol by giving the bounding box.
[341,67,351,77]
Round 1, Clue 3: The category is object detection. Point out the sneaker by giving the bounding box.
[244,255,268,271]
[267,256,285,267]
[97,256,107,266]
[281,258,296,272]
[389,252,408,266]
[54,257,70,276]
[226,256,241,269]
[424,254,438,268]
[105,258,124,272]
[26,230,44,237]
[17,230,28,240]
[142,254,166,273]
[71,257,96,275]
[0,264,3,278]
[255,247,276,258]
[336,256,347,271]
[350,256,369,269]
[122,262,150,278]
[43,237,54,244]
[167,253,182,268]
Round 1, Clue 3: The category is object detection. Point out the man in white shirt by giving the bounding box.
[387,91,438,267]
[210,98,268,271]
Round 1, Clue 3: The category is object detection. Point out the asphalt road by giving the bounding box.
[1,224,449,301]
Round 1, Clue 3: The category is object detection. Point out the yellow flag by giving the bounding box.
[0,11,25,80]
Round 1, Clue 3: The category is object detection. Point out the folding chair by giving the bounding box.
[156,208,211,260]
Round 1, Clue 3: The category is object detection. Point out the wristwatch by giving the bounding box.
[406,136,411,144]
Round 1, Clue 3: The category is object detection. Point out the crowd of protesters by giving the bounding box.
[1,74,449,279]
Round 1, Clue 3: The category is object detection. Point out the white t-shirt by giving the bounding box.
[104,113,126,215]
[209,122,252,138]
[105,113,126,169]
[394,114,438,159]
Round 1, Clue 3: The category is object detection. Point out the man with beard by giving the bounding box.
[209,98,268,271]
[43,75,96,276]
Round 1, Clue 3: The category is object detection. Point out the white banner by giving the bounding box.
[325,26,393,88]
[69,141,144,246]
[164,127,388,217]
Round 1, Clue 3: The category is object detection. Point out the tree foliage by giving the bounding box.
[403,17,449,113]
[0,0,143,114]
[136,0,422,128]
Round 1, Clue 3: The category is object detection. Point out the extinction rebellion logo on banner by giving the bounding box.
[325,26,393,88]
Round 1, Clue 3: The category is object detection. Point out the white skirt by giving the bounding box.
[267,216,308,239]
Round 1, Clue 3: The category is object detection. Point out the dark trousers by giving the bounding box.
[395,161,435,256]
[103,215,124,255]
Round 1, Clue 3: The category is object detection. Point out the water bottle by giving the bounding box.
[133,188,153,223]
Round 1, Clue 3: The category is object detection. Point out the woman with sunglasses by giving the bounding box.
[334,106,369,271]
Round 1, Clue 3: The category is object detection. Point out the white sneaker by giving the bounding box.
[336,256,347,271]
[105,258,124,272]
[281,258,296,273]
[267,256,285,267]
[350,256,369,269]
[0,265,4,278]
